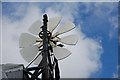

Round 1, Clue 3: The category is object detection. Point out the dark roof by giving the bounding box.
[0,63,24,79]
[0,63,24,71]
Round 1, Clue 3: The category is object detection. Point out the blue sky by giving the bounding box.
[1,2,118,78]
[74,2,118,78]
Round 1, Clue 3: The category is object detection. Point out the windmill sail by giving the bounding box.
[19,33,39,48]
[20,45,40,63]
[53,22,75,36]
[48,16,61,32]
[59,35,78,45]
[28,20,42,35]
[53,46,71,60]
[19,16,78,65]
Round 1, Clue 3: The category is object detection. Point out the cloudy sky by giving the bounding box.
[1,1,118,78]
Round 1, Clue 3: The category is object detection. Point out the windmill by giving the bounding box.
[19,14,78,80]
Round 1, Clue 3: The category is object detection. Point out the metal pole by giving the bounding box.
[30,14,50,80]
[42,14,49,80]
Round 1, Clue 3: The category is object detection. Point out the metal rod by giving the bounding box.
[42,14,49,80]
[30,14,49,80]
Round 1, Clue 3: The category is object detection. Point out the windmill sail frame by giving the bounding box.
[19,14,78,80]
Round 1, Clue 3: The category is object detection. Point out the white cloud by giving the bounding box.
[112,65,119,78]
[45,3,79,22]
[59,28,102,78]
[95,3,118,40]
[2,4,42,65]
[2,3,103,78]
[80,2,118,40]
[109,16,118,29]
[113,73,118,78]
